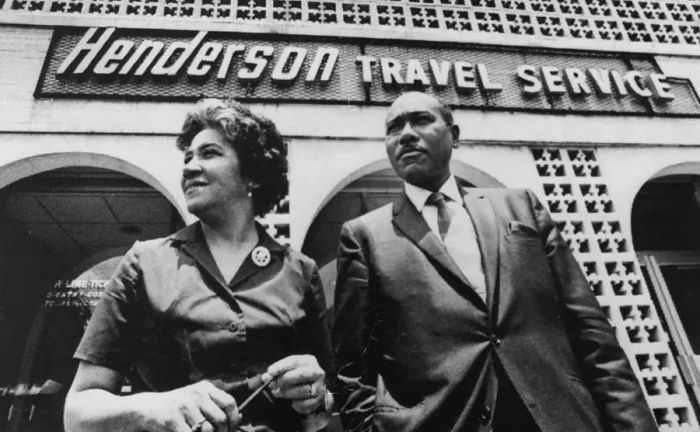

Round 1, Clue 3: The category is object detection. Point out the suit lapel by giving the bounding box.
[392,193,485,308]
[462,189,500,314]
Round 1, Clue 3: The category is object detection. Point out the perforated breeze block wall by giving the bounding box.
[5,0,700,47]
[532,147,698,431]
[258,200,290,246]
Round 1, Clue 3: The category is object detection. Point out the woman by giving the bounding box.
[64,99,333,432]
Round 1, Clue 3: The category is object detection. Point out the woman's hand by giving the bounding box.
[132,381,241,432]
[65,363,241,432]
[264,355,327,415]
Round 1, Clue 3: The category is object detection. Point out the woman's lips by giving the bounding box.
[184,181,208,192]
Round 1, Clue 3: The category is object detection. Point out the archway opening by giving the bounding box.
[302,167,477,311]
[632,174,700,252]
[0,166,184,432]
[633,173,700,410]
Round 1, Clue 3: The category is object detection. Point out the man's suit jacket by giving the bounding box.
[332,187,656,432]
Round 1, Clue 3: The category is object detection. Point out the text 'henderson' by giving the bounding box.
[57,27,676,101]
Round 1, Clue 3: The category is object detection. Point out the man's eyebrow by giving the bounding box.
[385,115,403,126]
[409,110,435,117]
[396,110,434,118]
[386,109,435,126]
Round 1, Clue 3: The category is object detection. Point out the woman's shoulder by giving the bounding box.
[277,247,322,289]
[126,237,179,255]
[283,247,318,270]
[257,224,318,272]
[123,226,194,263]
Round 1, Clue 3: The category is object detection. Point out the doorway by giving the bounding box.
[633,174,700,411]
[0,166,184,432]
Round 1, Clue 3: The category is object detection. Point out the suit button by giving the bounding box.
[480,406,492,424]
[490,336,501,347]
[225,321,238,332]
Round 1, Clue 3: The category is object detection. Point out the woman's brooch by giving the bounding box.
[251,245,271,267]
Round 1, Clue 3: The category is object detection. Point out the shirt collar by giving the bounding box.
[404,175,463,212]
[169,221,286,253]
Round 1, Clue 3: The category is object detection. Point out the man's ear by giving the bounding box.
[450,124,460,148]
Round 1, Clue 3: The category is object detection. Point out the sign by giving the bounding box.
[42,255,122,315]
[44,279,107,309]
[38,27,700,115]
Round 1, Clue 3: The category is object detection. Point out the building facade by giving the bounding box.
[2,0,700,430]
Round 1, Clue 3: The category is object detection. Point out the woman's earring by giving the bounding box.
[247,184,254,198]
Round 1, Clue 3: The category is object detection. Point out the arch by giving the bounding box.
[0,155,189,430]
[650,162,700,180]
[630,161,700,252]
[631,162,700,253]
[308,158,392,225]
[71,247,130,277]
[0,152,187,220]
[450,159,507,189]
[630,162,700,404]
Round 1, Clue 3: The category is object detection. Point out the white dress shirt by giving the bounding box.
[404,176,487,302]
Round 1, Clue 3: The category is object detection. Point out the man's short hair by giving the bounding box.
[413,92,454,126]
[436,101,454,127]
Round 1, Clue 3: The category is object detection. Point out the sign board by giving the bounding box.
[38,27,700,115]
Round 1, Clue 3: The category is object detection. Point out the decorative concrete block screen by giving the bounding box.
[4,0,700,46]
[258,198,290,246]
[532,147,698,431]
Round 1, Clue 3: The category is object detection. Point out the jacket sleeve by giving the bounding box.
[332,221,378,432]
[299,262,335,379]
[525,189,657,432]
[296,262,335,432]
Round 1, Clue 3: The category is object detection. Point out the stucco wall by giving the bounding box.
[3,23,700,249]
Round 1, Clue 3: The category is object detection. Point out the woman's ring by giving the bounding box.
[307,383,316,397]
[191,420,207,432]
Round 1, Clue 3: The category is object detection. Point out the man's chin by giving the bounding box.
[400,168,430,186]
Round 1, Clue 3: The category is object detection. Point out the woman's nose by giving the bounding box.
[182,157,202,177]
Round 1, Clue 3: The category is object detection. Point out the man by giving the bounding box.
[332,92,656,432]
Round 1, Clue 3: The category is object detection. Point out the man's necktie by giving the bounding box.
[426,192,454,240]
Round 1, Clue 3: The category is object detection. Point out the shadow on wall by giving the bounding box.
[0,216,66,432]
[0,214,130,432]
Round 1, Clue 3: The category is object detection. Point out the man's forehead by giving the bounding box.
[386,93,441,121]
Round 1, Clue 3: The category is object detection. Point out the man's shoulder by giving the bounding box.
[343,202,394,230]
[465,187,529,198]
[464,187,536,206]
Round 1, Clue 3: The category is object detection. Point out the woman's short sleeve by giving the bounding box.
[73,243,143,372]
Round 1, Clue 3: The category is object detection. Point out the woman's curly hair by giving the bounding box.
[176,98,288,217]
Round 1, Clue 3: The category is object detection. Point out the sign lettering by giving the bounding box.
[55,27,676,102]
[40,27,699,115]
